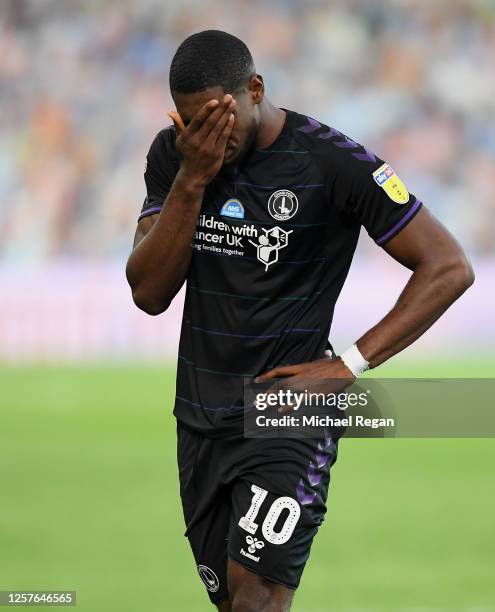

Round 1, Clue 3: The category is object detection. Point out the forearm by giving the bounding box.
[355,256,474,368]
[126,170,204,314]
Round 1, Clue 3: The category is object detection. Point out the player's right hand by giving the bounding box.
[168,94,236,188]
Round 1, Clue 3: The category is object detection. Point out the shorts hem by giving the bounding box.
[228,552,298,591]
[209,592,230,605]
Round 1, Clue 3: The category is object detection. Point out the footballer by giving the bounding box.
[126,31,474,612]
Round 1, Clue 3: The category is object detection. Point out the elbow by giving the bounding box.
[438,253,475,296]
[451,255,475,294]
[131,288,171,316]
[126,261,171,316]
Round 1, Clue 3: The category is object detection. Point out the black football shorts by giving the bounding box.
[177,422,340,604]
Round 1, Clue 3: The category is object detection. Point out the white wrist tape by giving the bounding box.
[339,344,369,378]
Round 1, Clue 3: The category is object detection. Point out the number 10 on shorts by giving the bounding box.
[238,484,301,545]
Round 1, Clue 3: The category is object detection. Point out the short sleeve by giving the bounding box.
[138,127,180,221]
[336,150,422,246]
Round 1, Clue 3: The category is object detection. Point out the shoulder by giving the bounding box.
[144,125,180,185]
[286,109,384,176]
[147,125,179,161]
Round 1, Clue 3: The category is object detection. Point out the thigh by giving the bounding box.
[228,435,339,591]
[228,557,295,611]
[187,495,231,605]
[177,423,231,605]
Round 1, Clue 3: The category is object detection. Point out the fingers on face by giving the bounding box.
[201,95,236,143]
[174,95,236,151]
[189,94,232,133]
[167,111,186,132]
[217,113,235,148]
[187,99,220,133]
[208,107,235,147]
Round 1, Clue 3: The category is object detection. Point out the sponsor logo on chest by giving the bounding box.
[193,189,303,271]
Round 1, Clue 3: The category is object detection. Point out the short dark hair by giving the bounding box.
[169,30,255,94]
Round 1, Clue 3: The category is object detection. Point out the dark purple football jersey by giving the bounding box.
[139,109,422,436]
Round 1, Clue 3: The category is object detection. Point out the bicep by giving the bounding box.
[382,206,466,270]
[138,128,179,221]
[132,214,159,249]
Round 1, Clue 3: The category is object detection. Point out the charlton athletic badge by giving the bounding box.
[267,189,299,221]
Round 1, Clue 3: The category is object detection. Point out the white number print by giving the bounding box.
[238,484,268,535]
[262,497,301,544]
[238,484,301,545]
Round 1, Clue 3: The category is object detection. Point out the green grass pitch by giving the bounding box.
[0,359,494,611]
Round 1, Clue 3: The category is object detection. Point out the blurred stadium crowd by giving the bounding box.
[1,0,494,262]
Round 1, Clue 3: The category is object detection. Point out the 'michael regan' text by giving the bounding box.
[255,415,395,429]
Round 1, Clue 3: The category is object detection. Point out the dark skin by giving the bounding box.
[222,559,294,612]
[126,74,474,612]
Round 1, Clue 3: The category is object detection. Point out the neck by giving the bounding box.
[255,99,286,149]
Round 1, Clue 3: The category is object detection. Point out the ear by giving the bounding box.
[249,74,264,104]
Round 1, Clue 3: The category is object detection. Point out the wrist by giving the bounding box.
[335,357,357,380]
[175,167,208,193]
[338,344,369,378]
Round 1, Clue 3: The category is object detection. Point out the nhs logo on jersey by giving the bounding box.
[221,198,245,219]
[373,164,395,186]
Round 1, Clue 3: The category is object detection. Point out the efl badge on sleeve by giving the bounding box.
[372,163,410,204]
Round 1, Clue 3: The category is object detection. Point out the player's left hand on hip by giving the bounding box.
[255,357,356,414]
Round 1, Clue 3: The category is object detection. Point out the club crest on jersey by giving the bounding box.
[249,226,293,271]
[267,189,299,221]
[372,163,410,204]
[221,198,245,219]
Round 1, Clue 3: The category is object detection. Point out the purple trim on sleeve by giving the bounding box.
[375,199,422,246]
[352,147,377,163]
[138,205,162,221]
